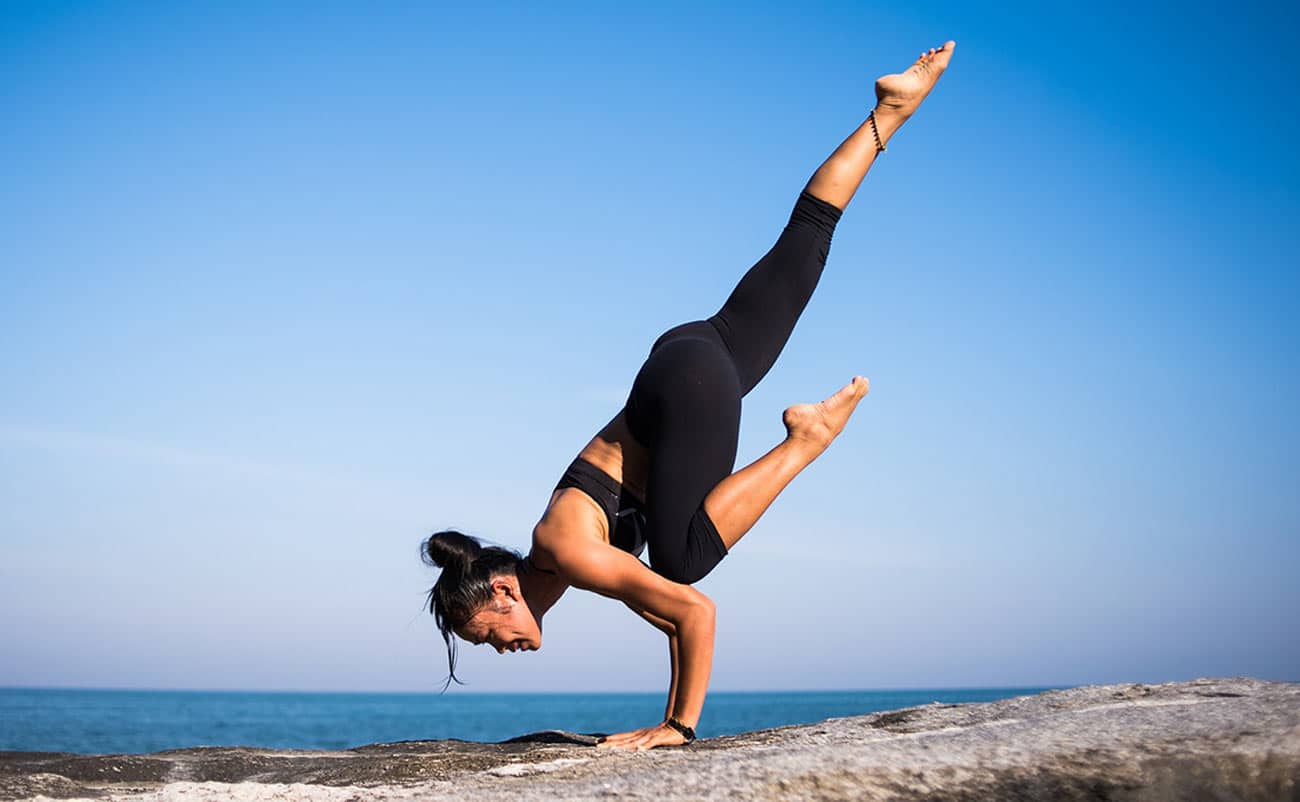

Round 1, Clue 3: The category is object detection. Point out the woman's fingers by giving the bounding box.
[597,723,688,750]
[602,728,683,750]
[598,722,660,748]
[596,725,654,748]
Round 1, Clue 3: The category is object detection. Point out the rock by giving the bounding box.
[1,677,1296,801]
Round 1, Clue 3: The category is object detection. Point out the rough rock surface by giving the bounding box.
[2,677,1297,801]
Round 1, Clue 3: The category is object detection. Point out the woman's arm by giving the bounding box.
[552,537,715,746]
[623,597,676,635]
[623,599,681,720]
[664,634,680,722]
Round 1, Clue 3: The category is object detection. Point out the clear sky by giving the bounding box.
[2,1,1296,694]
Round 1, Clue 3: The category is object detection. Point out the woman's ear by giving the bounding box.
[492,576,520,602]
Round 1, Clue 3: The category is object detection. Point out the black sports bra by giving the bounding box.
[553,456,648,558]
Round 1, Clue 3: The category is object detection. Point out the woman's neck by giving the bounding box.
[518,555,568,623]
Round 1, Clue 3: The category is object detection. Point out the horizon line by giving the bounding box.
[10,679,1286,696]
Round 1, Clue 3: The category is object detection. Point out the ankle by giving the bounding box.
[869,105,908,141]
[783,432,830,458]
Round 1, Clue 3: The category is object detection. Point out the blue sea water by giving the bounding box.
[0,686,1065,755]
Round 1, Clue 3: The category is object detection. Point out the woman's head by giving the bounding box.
[421,530,540,690]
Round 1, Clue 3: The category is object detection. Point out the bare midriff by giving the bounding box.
[576,409,651,504]
[528,408,652,574]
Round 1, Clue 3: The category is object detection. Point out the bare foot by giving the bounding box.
[874,40,955,120]
[783,376,870,451]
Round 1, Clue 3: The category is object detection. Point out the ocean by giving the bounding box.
[1,686,1064,755]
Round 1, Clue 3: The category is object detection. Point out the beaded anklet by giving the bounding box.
[868,109,887,153]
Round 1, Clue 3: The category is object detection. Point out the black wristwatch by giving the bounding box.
[665,717,696,743]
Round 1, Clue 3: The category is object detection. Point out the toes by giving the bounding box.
[833,377,868,404]
[916,42,954,64]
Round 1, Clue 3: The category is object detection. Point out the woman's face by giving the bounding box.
[458,577,542,654]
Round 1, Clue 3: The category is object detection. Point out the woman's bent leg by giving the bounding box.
[626,339,868,577]
[703,376,868,551]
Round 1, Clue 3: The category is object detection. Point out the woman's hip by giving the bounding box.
[623,324,742,448]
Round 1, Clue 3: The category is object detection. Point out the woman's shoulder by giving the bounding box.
[534,487,609,556]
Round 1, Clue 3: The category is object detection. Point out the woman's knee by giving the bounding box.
[649,508,728,585]
[651,556,713,586]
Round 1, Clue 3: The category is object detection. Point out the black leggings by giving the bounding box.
[623,188,844,584]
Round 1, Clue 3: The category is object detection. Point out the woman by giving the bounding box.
[422,41,956,750]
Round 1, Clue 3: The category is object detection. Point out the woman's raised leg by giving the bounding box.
[708,41,956,397]
[702,42,956,552]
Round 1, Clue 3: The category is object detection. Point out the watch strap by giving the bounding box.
[665,717,696,743]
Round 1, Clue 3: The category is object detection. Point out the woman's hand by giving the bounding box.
[550,539,716,750]
[596,720,688,750]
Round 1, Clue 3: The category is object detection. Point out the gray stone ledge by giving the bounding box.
[2,676,1297,801]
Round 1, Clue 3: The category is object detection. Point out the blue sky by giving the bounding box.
[2,1,1296,694]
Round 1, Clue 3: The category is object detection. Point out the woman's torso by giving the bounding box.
[529,409,651,574]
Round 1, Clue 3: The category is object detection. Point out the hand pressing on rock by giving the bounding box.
[596,720,689,751]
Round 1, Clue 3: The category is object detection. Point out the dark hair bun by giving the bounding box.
[420,529,524,692]
[422,529,482,575]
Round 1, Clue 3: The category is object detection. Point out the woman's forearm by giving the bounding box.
[620,599,684,720]
[668,597,716,728]
[663,633,680,720]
